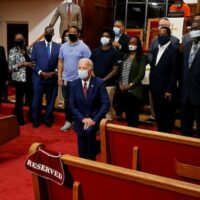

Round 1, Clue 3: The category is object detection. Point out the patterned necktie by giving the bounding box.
[46,43,50,59]
[188,42,198,68]
[83,82,87,98]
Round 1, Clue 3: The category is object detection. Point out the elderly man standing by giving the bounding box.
[49,0,82,37]
[69,58,110,160]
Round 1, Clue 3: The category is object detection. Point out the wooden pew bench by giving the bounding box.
[29,143,200,200]
[100,119,200,184]
[0,115,20,146]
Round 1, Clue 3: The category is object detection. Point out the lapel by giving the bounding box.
[77,79,87,104]
[155,44,171,67]
[190,44,200,70]
[41,41,50,61]
[86,76,96,103]
[185,42,193,69]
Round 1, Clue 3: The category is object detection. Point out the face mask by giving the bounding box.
[158,36,170,46]
[113,27,121,36]
[189,30,200,39]
[64,36,69,42]
[15,40,24,48]
[78,69,88,80]
[128,45,137,51]
[176,3,182,8]
[66,0,72,4]
[68,34,78,42]
[100,37,110,46]
[44,34,53,42]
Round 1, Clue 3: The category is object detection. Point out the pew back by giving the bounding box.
[0,115,20,146]
[100,119,200,183]
[29,143,200,200]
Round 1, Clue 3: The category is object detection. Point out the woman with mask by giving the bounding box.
[118,36,146,127]
[9,33,33,125]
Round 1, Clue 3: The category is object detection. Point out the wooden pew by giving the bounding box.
[29,143,200,200]
[0,115,20,146]
[100,119,200,184]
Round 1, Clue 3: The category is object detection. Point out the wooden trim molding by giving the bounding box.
[73,181,81,200]
[132,146,139,170]
[175,159,200,181]
[100,119,108,163]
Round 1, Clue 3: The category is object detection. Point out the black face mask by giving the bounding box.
[44,34,53,42]
[15,40,24,48]
[68,34,78,42]
[158,36,170,46]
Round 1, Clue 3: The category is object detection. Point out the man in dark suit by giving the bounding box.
[31,26,60,127]
[112,19,130,57]
[0,46,9,108]
[149,27,179,133]
[69,58,110,160]
[181,19,200,137]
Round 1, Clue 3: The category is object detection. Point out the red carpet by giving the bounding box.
[0,103,78,200]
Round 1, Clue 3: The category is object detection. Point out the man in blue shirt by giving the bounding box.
[58,26,91,131]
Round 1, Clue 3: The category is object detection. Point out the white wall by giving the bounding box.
[0,0,64,52]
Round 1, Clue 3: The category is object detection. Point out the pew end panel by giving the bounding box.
[28,143,200,200]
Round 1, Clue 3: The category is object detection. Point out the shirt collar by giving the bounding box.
[158,41,171,49]
[81,76,91,87]
[45,40,52,46]
[69,39,80,46]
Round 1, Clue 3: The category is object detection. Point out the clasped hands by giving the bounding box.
[40,71,57,78]
[82,118,96,130]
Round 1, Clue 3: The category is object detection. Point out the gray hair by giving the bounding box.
[79,58,93,69]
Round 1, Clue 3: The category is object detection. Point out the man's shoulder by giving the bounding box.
[170,35,180,44]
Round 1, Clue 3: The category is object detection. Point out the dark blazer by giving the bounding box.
[31,41,60,84]
[118,33,130,56]
[0,46,9,84]
[69,76,110,135]
[148,35,180,63]
[150,43,179,96]
[182,41,200,105]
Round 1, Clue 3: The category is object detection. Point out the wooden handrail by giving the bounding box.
[29,34,44,48]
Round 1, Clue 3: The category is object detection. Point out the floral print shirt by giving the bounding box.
[9,46,32,82]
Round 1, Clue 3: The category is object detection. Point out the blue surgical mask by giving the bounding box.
[190,30,200,39]
[78,69,88,80]
[158,36,170,46]
[113,27,121,36]
[100,37,110,46]
[66,0,72,4]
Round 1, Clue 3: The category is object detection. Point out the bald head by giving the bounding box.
[158,18,171,29]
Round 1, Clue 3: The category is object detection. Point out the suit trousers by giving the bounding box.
[181,99,200,137]
[77,125,99,161]
[152,92,176,133]
[32,79,57,123]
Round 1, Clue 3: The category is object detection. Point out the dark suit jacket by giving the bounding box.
[182,41,200,105]
[118,33,130,57]
[148,35,180,63]
[0,46,9,84]
[31,41,60,84]
[69,76,110,134]
[150,43,179,97]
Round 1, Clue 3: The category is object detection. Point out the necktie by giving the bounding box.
[68,4,71,17]
[188,42,198,68]
[46,43,50,59]
[83,82,87,98]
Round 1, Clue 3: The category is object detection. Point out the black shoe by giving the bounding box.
[44,121,52,127]
[32,122,39,128]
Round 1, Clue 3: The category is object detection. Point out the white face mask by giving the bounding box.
[66,0,72,4]
[129,45,137,51]
[190,30,200,39]
[100,37,110,46]
[78,69,88,80]
[113,27,121,36]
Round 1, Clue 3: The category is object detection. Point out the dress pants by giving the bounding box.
[151,92,175,133]
[15,81,32,124]
[181,99,200,138]
[77,125,99,161]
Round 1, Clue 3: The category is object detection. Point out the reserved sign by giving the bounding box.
[25,148,65,185]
